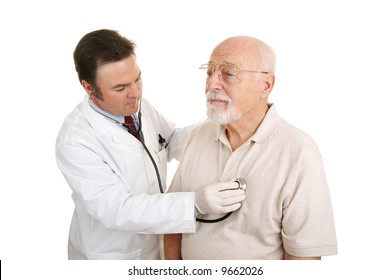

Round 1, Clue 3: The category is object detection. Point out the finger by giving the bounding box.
[215,182,239,191]
[219,189,245,199]
[220,203,242,213]
[221,194,246,206]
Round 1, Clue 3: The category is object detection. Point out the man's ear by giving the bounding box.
[260,74,275,99]
[81,80,94,95]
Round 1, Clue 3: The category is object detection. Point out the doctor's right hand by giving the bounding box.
[195,182,246,215]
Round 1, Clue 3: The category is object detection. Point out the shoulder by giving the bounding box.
[56,101,97,151]
[140,97,175,127]
[57,102,87,138]
[179,119,217,154]
[279,118,316,144]
[140,97,164,117]
[139,97,153,111]
[268,106,321,160]
[187,119,217,141]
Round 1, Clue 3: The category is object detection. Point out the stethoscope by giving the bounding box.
[89,98,164,194]
[195,178,247,223]
[89,97,246,223]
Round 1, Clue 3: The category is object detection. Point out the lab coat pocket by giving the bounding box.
[88,249,142,260]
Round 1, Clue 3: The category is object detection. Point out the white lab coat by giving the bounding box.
[56,95,196,260]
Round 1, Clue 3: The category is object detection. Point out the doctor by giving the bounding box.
[56,29,246,260]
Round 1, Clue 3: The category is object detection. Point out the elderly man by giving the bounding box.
[164,36,337,260]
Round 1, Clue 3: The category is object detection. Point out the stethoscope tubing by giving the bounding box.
[122,122,164,194]
[89,98,233,223]
[88,98,164,194]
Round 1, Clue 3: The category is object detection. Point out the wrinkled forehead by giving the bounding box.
[209,39,262,68]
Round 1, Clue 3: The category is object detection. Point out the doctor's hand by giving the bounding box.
[195,182,246,215]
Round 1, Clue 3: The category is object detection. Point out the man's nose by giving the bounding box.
[126,83,141,97]
[207,69,223,90]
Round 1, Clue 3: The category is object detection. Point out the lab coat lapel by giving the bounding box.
[82,94,139,146]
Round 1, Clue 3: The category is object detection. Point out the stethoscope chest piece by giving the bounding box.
[234,178,247,191]
[196,178,247,224]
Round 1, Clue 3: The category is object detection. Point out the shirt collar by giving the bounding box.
[88,97,126,124]
[216,103,280,145]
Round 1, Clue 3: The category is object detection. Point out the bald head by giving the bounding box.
[211,36,276,73]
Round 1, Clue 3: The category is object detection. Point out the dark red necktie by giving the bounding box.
[124,116,141,141]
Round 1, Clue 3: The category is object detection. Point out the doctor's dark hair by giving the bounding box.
[73,29,136,88]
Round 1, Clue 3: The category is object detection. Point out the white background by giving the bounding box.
[1,0,389,279]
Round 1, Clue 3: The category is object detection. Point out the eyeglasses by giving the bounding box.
[199,63,268,84]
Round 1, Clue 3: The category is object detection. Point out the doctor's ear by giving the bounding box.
[81,80,94,95]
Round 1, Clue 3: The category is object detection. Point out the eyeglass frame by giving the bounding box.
[199,63,269,84]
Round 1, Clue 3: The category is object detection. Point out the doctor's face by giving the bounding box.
[89,55,142,116]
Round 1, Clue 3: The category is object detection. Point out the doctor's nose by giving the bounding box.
[126,82,142,98]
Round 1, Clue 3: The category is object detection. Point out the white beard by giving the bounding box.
[206,91,243,125]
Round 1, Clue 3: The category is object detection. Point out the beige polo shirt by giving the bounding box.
[169,104,337,259]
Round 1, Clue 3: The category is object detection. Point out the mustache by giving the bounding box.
[206,91,231,103]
